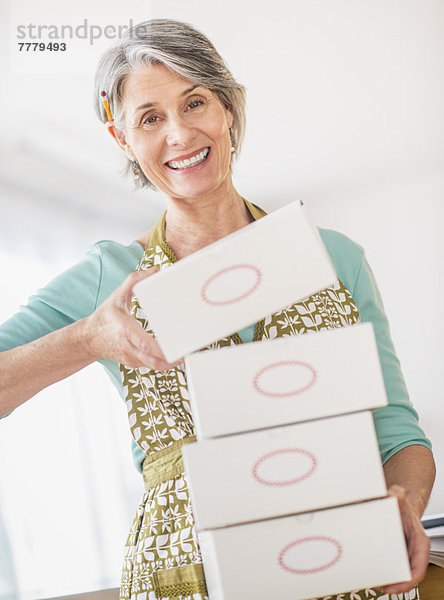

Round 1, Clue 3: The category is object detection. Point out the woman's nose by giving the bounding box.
[165,115,196,147]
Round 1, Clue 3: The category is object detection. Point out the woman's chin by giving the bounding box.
[163,174,228,201]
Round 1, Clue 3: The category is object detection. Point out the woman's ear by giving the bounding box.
[107,124,136,161]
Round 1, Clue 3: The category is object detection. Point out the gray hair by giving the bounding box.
[94,18,246,190]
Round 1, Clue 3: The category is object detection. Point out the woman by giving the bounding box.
[0,18,435,600]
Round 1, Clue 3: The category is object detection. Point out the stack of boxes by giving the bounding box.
[134,201,411,600]
[183,324,410,599]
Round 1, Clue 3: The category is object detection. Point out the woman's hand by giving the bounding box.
[0,267,183,415]
[82,268,182,371]
[379,484,430,595]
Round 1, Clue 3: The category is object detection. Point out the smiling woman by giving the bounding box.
[0,16,435,600]
[111,63,234,201]
[94,20,246,193]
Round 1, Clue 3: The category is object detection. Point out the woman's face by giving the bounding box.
[119,63,234,200]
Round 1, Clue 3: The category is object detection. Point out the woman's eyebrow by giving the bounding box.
[134,84,200,115]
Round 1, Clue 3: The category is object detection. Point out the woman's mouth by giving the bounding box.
[165,147,210,170]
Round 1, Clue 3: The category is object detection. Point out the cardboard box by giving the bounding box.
[182,411,387,530]
[198,497,411,600]
[133,201,336,362]
[185,322,387,439]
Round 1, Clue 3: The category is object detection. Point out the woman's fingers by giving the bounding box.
[123,314,163,357]
[121,267,159,309]
[122,316,180,369]
[125,338,178,370]
[84,265,184,369]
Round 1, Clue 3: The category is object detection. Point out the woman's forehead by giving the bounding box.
[122,63,201,108]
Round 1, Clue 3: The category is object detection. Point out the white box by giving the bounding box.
[198,497,411,600]
[185,322,387,439]
[182,412,387,530]
[133,201,336,362]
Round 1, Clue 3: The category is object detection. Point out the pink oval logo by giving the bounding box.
[278,536,343,574]
[201,264,262,306]
[252,448,317,487]
[253,361,317,397]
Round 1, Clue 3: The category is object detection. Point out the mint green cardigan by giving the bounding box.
[0,229,431,472]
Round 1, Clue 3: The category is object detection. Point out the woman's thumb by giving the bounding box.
[120,266,159,299]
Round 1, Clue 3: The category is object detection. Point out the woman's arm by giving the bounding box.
[353,252,436,593]
[384,444,436,517]
[322,231,435,593]
[0,268,179,417]
[0,317,95,416]
[352,252,436,594]
[381,445,436,595]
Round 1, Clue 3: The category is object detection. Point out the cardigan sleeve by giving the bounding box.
[319,228,432,464]
[351,249,432,464]
[0,240,143,405]
[0,244,103,418]
[0,240,147,472]
[0,245,102,351]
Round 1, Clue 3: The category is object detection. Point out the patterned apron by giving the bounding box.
[119,199,419,600]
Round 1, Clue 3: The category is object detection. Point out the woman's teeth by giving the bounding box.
[167,147,210,170]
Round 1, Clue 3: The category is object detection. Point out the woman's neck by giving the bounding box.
[163,187,254,259]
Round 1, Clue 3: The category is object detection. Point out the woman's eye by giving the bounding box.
[141,99,205,126]
[143,115,159,125]
[188,99,204,109]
